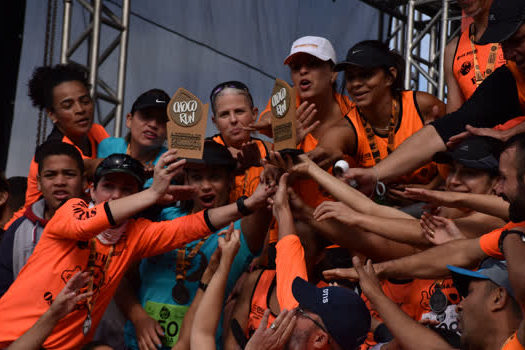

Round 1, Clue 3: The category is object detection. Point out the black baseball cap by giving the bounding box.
[130,89,170,115]
[334,40,397,71]
[477,0,525,45]
[94,154,145,188]
[447,258,515,299]
[433,136,500,174]
[185,140,237,171]
[292,277,370,350]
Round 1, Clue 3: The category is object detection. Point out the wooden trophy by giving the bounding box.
[167,88,208,159]
[270,78,303,157]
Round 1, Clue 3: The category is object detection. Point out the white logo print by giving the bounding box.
[322,288,329,303]
[156,99,165,103]
[352,49,364,55]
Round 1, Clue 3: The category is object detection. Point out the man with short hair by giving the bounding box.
[0,141,85,297]
[354,257,522,350]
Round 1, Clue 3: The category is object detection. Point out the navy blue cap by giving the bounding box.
[292,277,370,350]
[447,258,515,299]
[433,136,499,174]
[478,0,525,45]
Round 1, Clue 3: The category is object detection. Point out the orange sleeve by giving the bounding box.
[90,123,110,143]
[129,210,212,259]
[502,333,525,350]
[479,222,525,259]
[45,198,110,241]
[24,157,40,207]
[258,97,272,121]
[275,234,307,310]
[494,116,525,131]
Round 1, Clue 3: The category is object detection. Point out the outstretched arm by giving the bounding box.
[323,237,487,281]
[7,272,92,350]
[355,257,454,350]
[313,201,427,246]
[191,226,240,350]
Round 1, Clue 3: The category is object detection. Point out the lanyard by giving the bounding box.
[359,98,399,166]
[469,32,498,86]
[83,238,115,335]
[172,236,210,304]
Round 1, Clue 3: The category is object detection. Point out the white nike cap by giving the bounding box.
[284,36,337,65]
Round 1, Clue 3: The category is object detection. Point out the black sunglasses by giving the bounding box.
[295,307,328,334]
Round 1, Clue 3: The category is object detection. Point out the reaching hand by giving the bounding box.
[420,213,464,245]
[323,265,360,282]
[395,187,453,207]
[268,173,291,219]
[151,149,187,202]
[237,142,262,170]
[247,174,278,211]
[296,101,320,144]
[245,309,296,350]
[354,256,384,300]
[244,116,273,136]
[49,271,92,320]
[218,226,241,263]
[343,167,377,197]
[313,201,359,226]
[465,124,514,142]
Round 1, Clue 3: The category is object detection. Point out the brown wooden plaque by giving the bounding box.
[167,88,208,159]
[270,79,297,150]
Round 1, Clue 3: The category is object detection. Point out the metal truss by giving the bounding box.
[363,0,462,100]
[60,0,130,136]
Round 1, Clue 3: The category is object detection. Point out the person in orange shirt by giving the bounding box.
[0,150,274,349]
[444,0,506,113]
[208,81,271,201]
[254,36,355,169]
[5,63,109,230]
[352,256,522,350]
[334,40,444,198]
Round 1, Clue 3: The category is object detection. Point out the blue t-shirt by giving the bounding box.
[124,207,257,349]
[97,137,167,188]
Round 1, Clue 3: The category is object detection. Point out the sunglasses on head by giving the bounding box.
[210,81,253,107]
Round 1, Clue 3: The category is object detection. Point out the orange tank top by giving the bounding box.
[345,91,437,185]
[246,269,278,338]
[453,26,506,100]
[211,135,269,202]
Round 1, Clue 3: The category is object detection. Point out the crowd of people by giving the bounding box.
[1,0,525,349]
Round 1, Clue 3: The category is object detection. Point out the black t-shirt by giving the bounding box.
[432,65,523,142]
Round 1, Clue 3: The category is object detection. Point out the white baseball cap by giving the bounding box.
[284,36,337,65]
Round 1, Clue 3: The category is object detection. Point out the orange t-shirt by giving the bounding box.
[502,332,525,350]
[211,135,269,202]
[0,198,212,349]
[479,221,525,259]
[360,278,460,349]
[345,91,437,185]
[4,124,109,230]
[453,27,506,100]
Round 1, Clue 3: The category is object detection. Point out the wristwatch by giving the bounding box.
[498,229,525,255]
[236,195,252,216]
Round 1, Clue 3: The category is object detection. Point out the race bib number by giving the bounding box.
[421,304,460,335]
[145,301,189,347]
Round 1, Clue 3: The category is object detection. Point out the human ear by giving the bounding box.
[125,113,133,129]
[387,67,398,86]
[47,108,58,124]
